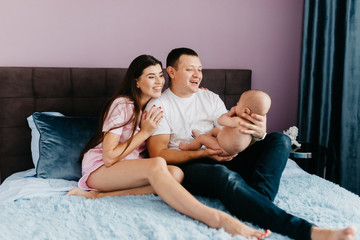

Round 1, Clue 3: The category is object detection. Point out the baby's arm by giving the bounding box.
[217,111,241,128]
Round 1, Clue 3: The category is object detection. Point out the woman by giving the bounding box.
[67,55,270,239]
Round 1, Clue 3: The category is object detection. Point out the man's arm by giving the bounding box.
[146,134,233,164]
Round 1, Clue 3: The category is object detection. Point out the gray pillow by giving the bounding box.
[32,112,98,181]
[27,112,64,171]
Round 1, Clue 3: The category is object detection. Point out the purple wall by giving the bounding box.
[0,0,304,132]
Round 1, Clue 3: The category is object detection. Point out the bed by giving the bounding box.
[0,67,359,240]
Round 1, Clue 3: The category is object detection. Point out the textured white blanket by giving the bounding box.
[0,160,359,240]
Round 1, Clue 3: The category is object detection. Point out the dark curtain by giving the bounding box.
[299,0,360,195]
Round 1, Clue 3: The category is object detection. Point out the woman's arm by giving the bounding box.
[102,107,162,167]
[102,131,150,167]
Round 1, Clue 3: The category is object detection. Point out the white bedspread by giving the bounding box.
[0,159,303,202]
[0,169,78,202]
[0,159,359,240]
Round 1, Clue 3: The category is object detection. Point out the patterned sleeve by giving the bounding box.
[102,98,134,136]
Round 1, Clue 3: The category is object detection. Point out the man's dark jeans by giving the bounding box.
[180,132,313,240]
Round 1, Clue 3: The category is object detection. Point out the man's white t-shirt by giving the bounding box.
[146,88,228,150]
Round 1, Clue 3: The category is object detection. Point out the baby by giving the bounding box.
[179,89,271,156]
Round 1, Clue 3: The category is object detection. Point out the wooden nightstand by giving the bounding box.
[289,142,328,178]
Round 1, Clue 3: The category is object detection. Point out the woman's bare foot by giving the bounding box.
[67,188,100,199]
[67,186,155,199]
[208,210,271,239]
[311,226,356,240]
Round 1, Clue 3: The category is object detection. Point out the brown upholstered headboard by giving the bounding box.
[0,67,251,183]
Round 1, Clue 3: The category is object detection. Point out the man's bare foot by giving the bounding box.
[209,210,271,239]
[67,188,99,199]
[311,226,356,240]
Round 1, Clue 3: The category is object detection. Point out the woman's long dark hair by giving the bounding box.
[79,55,163,161]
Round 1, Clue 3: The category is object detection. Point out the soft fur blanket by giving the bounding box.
[0,162,359,240]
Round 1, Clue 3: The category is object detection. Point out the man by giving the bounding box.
[147,48,288,200]
[145,47,356,240]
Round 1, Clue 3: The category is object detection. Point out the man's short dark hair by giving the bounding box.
[166,48,198,68]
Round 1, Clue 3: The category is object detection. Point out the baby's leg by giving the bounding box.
[179,138,203,150]
[191,129,201,138]
[193,127,221,138]
[180,128,223,151]
[208,127,221,137]
[194,128,223,151]
[179,129,205,150]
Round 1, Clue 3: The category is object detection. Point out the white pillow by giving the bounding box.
[27,112,65,170]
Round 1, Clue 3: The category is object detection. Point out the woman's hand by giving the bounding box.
[239,113,267,139]
[140,105,163,136]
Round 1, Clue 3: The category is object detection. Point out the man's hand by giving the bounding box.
[204,148,236,162]
[239,113,267,139]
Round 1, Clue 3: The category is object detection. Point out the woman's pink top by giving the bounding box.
[78,97,146,190]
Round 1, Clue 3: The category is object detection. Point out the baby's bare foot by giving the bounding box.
[67,188,99,199]
[179,141,188,150]
[311,226,356,240]
[192,129,201,138]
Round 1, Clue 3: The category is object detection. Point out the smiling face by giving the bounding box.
[167,54,202,98]
[137,64,165,106]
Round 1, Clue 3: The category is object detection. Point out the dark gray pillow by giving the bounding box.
[32,112,98,181]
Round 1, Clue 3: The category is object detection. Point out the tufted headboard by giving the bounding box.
[0,67,251,183]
